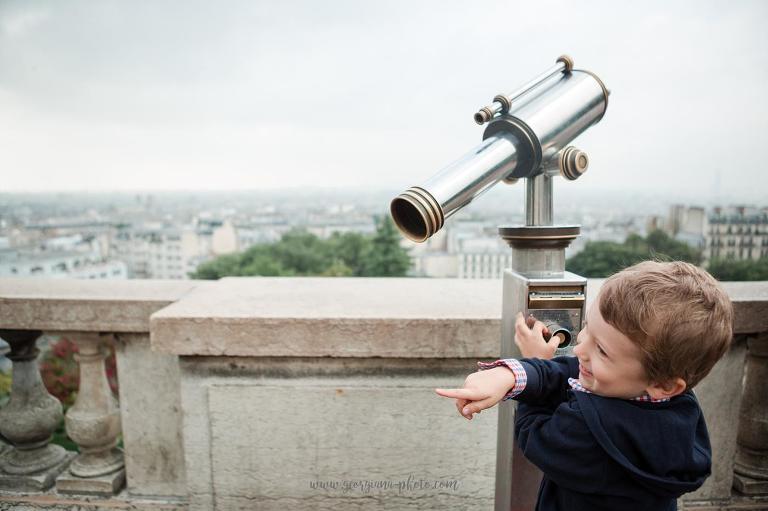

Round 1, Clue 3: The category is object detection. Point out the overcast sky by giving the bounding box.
[1,0,766,201]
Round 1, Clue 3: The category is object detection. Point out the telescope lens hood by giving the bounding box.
[390,187,444,243]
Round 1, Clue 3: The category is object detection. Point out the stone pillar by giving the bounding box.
[0,329,75,491]
[733,333,768,495]
[113,333,186,497]
[56,332,125,496]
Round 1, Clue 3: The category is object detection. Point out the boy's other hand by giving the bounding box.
[434,366,516,420]
[515,312,559,359]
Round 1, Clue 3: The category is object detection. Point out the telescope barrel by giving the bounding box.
[391,133,520,243]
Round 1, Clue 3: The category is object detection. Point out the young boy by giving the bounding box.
[436,261,733,511]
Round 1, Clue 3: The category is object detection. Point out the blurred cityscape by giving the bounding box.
[1,188,766,281]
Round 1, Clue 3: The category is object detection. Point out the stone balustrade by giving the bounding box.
[0,277,765,511]
[0,279,201,509]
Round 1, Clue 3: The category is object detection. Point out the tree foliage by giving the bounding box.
[706,258,768,281]
[191,216,411,279]
[362,215,412,277]
[566,230,702,278]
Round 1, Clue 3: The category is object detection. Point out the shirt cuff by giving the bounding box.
[477,359,528,401]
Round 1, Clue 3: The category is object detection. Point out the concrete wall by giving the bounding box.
[172,350,751,510]
[179,358,493,510]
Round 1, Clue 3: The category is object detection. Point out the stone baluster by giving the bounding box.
[56,332,125,496]
[733,333,768,495]
[0,329,75,491]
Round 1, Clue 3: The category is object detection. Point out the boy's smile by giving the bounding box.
[578,363,593,379]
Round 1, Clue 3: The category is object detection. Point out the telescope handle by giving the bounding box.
[474,55,574,125]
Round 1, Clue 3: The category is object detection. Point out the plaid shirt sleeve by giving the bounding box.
[477,359,528,401]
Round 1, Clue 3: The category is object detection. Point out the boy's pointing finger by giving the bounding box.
[435,388,480,400]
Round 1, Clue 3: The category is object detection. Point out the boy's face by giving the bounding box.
[572,295,652,399]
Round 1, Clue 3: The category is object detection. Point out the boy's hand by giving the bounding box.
[515,312,560,359]
[434,366,516,420]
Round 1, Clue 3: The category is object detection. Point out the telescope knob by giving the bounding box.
[556,55,574,73]
[543,321,573,347]
[559,146,588,180]
[533,146,588,181]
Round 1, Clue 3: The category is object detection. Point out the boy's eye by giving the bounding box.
[597,345,608,357]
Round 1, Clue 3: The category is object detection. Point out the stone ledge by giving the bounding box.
[0,491,186,510]
[151,277,502,357]
[150,278,768,357]
[727,281,768,334]
[0,278,204,333]
[0,277,764,355]
[681,495,768,510]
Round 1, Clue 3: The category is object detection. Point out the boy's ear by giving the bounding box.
[646,377,687,400]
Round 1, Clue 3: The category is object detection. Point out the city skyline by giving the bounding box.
[1,1,767,199]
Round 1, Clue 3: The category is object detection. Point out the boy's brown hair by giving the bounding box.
[599,260,733,388]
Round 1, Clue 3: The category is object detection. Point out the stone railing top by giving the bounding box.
[0,277,765,356]
[149,277,768,358]
[0,278,203,333]
[150,277,502,358]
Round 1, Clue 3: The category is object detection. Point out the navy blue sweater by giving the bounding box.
[513,356,711,511]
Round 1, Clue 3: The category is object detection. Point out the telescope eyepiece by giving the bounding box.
[474,107,494,125]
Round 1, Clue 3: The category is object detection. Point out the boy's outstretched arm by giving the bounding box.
[435,366,517,420]
[435,312,571,419]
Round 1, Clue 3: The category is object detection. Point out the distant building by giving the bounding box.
[646,215,666,234]
[409,222,513,279]
[109,218,273,279]
[657,205,768,263]
[211,219,238,255]
[458,251,513,279]
[665,204,707,252]
[112,225,205,279]
[0,248,127,279]
[411,252,459,278]
[683,207,706,236]
[146,229,199,280]
[235,219,291,249]
[668,205,687,236]
[706,206,768,262]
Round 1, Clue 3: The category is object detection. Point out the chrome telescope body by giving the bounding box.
[391,56,608,243]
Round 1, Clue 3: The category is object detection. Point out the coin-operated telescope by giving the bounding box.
[390,55,609,511]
